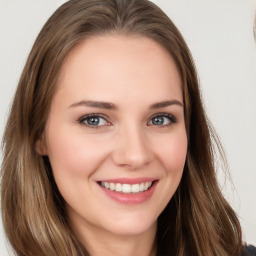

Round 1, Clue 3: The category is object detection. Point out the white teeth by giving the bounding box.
[131,184,140,193]
[122,184,131,193]
[139,183,144,192]
[110,183,115,190]
[115,183,122,192]
[100,181,153,193]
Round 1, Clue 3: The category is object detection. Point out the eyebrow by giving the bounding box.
[149,100,183,109]
[69,100,117,110]
[69,99,183,110]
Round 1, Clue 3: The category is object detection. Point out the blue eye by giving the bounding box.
[79,115,109,127]
[148,114,176,127]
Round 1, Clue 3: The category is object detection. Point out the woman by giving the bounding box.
[1,0,255,255]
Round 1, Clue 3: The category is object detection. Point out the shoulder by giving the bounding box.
[241,244,256,256]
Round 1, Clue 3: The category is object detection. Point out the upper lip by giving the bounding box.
[97,177,157,184]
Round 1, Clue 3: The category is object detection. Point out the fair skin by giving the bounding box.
[38,34,187,256]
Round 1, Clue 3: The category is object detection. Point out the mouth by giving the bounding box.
[99,181,154,194]
[97,178,158,204]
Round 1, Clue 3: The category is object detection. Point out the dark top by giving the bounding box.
[241,245,256,255]
[158,244,256,256]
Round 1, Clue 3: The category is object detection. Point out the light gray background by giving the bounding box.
[0,0,255,254]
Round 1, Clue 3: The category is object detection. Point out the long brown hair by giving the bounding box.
[1,0,242,255]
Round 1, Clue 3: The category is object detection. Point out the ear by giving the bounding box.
[35,133,48,155]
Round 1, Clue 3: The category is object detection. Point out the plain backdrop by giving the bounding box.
[0,0,255,255]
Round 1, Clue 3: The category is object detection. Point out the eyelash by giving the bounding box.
[78,113,177,128]
[78,114,110,129]
[148,113,177,127]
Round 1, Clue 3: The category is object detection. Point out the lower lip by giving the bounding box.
[98,181,158,204]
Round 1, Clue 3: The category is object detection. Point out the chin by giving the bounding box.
[105,214,157,237]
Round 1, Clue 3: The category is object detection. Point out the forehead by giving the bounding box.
[56,34,182,105]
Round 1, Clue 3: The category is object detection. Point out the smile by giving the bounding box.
[100,181,153,193]
[98,178,158,204]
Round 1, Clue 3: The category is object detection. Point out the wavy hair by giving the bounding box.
[1,0,242,255]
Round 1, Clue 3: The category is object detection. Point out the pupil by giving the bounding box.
[153,117,164,125]
[88,117,99,125]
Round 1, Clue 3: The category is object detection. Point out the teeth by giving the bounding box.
[110,183,115,191]
[122,184,131,193]
[139,183,144,192]
[115,183,122,192]
[131,184,140,193]
[100,181,153,193]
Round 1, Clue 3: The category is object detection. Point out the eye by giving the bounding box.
[148,114,176,127]
[78,114,110,128]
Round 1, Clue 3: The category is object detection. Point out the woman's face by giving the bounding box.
[40,35,187,238]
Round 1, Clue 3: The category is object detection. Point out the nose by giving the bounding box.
[111,125,153,170]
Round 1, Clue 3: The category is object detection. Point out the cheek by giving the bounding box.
[156,131,187,173]
[45,126,109,178]
[44,127,112,209]
[149,131,187,214]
